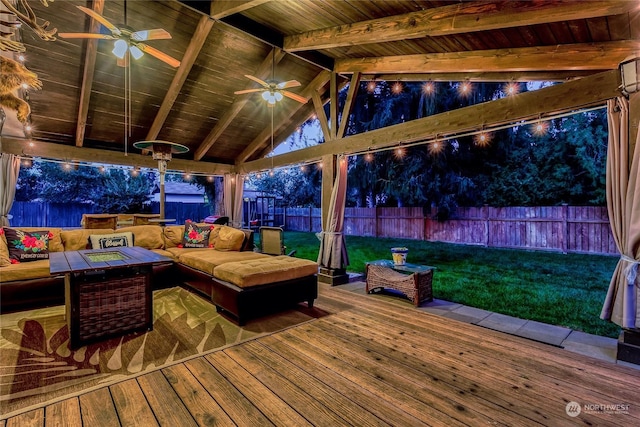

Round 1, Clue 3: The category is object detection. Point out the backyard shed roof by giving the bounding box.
[1,0,638,174]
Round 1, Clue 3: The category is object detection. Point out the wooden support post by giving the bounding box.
[317,154,349,286]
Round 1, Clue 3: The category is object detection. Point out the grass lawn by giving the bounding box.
[284,231,621,339]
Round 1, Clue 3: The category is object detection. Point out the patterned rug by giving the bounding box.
[0,286,325,417]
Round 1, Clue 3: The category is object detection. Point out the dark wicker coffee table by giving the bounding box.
[50,247,172,348]
[365,259,435,306]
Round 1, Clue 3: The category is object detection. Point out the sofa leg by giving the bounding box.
[308,299,315,309]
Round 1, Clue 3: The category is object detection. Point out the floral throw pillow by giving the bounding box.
[180,221,214,248]
[3,228,51,263]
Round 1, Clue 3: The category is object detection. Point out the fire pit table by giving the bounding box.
[50,247,172,348]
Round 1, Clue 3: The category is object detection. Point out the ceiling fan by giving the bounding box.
[58,5,180,68]
[234,75,307,105]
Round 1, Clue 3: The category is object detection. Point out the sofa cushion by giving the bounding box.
[213,256,318,288]
[116,225,165,250]
[178,249,269,276]
[89,231,134,249]
[3,228,51,263]
[0,259,51,282]
[182,221,213,248]
[61,228,114,251]
[214,226,245,251]
[163,223,216,249]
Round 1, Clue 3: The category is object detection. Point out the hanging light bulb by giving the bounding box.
[129,45,144,60]
[112,39,128,59]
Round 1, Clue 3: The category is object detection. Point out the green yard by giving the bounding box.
[285,232,621,338]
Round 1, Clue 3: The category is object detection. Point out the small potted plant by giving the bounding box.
[390,247,409,265]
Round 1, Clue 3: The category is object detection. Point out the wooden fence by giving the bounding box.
[281,205,617,255]
[8,202,616,255]
[8,202,212,228]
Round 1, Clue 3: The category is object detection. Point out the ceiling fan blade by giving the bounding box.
[136,43,181,67]
[244,75,269,87]
[282,91,308,104]
[131,28,172,42]
[234,89,264,95]
[76,5,121,36]
[58,32,114,39]
[277,80,301,89]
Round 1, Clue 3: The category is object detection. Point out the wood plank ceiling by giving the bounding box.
[3,0,639,174]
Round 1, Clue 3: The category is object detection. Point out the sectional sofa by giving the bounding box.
[0,224,318,324]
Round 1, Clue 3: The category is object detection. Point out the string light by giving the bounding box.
[206,175,214,182]
[474,131,492,147]
[394,146,406,159]
[428,140,446,156]
[504,82,520,96]
[391,81,403,94]
[422,82,435,95]
[458,81,472,97]
[366,81,377,93]
[532,120,549,136]
[364,152,374,162]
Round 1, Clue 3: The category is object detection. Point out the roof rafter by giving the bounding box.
[335,41,639,74]
[210,0,272,19]
[74,0,104,147]
[145,15,215,142]
[193,47,286,161]
[284,0,638,51]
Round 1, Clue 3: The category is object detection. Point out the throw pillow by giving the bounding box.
[181,221,213,248]
[88,232,134,249]
[214,226,246,251]
[3,227,51,263]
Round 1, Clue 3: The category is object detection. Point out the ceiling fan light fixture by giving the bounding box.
[274,91,283,102]
[112,39,128,59]
[129,45,144,60]
[261,90,271,101]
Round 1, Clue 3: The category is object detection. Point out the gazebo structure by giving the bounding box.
[1,0,640,412]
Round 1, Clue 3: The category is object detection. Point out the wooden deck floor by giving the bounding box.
[3,283,639,427]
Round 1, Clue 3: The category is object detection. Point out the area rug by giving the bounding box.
[0,286,326,417]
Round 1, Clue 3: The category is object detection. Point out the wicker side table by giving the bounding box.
[365,260,434,306]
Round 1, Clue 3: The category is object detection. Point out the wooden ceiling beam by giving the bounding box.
[359,71,602,83]
[193,47,286,161]
[145,15,215,143]
[210,0,272,19]
[235,70,331,163]
[3,138,232,175]
[335,41,640,74]
[284,0,638,51]
[240,69,620,173]
[74,0,104,147]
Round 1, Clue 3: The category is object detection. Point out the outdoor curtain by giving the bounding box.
[223,173,244,228]
[318,155,349,269]
[601,96,640,329]
[0,153,20,227]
